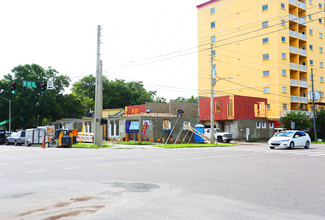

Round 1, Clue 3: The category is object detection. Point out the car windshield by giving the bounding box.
[10,132,18,137]
[276,131,295,137]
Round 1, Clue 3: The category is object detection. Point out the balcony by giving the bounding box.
[280,110,313,117]
[291,95,299,102]
[300,96,308,103]
[289,0,297,5]
[300,80,308,87]
[289,30,298,38]
[290,79,299,86]
[298,17,306,25]
[299,64,307,71]
[299,48,307,56]
[299,33,306,40]
[290,62,298,70]
[290,46,298,53]
[298,1,306,10]
[289,14,298,22]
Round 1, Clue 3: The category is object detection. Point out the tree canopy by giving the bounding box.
[280,111,312,130]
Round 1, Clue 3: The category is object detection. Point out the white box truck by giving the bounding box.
[25,126,55,146]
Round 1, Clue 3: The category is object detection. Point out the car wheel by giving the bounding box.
[14,141,18,146]
[289,141,295,149]
[305,141,310,149]
[6,140,9,145]
[226,140,231,143]
[270,146,275,149]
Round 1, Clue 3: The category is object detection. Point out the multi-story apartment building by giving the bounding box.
[197,0,325,120]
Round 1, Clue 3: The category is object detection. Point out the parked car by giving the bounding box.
[268,130,311,149]
[204,128,232,143]
[6,130,26,146]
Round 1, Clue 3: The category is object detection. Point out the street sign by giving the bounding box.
[22,81,36,88]
[291,122,295,130]
[47,79,54,90]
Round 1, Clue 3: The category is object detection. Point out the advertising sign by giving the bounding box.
[126,121,139,133]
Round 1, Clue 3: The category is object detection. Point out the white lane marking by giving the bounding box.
[73,158,85,161]
[22,162,39,164]
[151,160,163,163]
[50,159,64,162]
[192,157,204,160]
[308,154,325,157]
[97,164,112,167]
[63,167,80,170]
[126,162,139,165]
[26,170,45,174]
[95,157,105,160]
[209,155,221,158]
[172,159,184,161]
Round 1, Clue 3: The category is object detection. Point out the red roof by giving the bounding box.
[197,0,221,9]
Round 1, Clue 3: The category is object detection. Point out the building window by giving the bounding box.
[321,92,324,97]
[262,122,267,128]
[309,14,312,19]
[211,21,215,28]
[319,33,323,38]
[263,54,269,60]
[264,87,270,93]
[262,4,268,11]
[210,7,215,14]
[309,0,312,4]
[310,60,314,65]
[282,53,286,59]
[215,100,221,112]
[282,69,286,76]
[281,3,285,9]
[256,122,261,129]
[320,62,324,68]
[319,3,322,9]
[269,122,274,128]
[211,36,216,43]
[263,70,270,77]
[262,37,269,44]
[321,77,324,83]
[309,29,313,35]
[262,21,268,27]
[310,44,313,50]
[321,107,324,111]
[267,104,271,110]
[282,86,287,93]
[319,18,323,23]
[320,47,323,53]
[281,36,286,42]
[283,103,287,110]
[281,20,285,26]
[212,50,216,56]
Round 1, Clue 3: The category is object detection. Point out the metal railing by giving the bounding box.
[299,48,307,55]
[289,14,298,22]
[290,62,298,69]
[290,79,299,86]
[298,1,306,9]
[298,17,306,25]
[291,95,299,102]
[300,80,308,87]
[299,64,307,71]
[289,30,298,37]
[289,0,297,5]
[300,97,308,103]
[290,46,298,53]
[299,33,306,40]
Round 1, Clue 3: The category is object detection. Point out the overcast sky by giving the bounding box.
[0,0,208,101]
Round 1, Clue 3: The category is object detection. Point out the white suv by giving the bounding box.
[204,128,232,143]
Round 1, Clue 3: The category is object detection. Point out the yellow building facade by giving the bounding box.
[197,0,325,120]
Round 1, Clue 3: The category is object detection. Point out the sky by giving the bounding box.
[0,0,208,101]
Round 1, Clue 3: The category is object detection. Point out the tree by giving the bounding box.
[315,109,325,140]
[0,64,74,129]
[280,111,312,130]
[175,96,198,102]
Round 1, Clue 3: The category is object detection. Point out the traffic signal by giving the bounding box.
[11,82,16,94]
[41,82,46,95]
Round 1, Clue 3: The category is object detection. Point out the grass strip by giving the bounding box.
[73,143,113,149]
[114,141,156,145]
[155,143,237,148]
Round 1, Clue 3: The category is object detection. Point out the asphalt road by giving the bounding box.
[1,143,325,220]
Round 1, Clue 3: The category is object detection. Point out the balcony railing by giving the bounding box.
[290,62,298,69]
[289,30,298,37]
[289,14,298,22]
[299,33,306,40]
[291,95,299,102]
[299,48,307,55]
[298,1,306,10]
[281,110,313,117]
[300,97,308,103]
[300,80,308,87]
[290,79,299,86]
[298,17,306,25]
[299,64,307,71]
[289,0,297,5]
[290,46,298,53]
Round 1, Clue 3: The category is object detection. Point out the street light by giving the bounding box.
[0,97,11,131]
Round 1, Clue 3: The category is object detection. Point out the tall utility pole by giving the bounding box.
[210,44,215,144]
[9,99,11,131]
[311,68,317,141]
[94,25,103,147]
